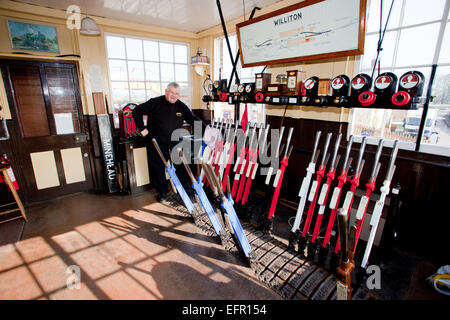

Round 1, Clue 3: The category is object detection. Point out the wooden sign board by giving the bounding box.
[236,0,367,68]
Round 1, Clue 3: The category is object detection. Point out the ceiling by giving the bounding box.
[14,0,283,33]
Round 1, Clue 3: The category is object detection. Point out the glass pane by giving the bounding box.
[403,0,446,26]
[160,42,174,62]
[175,64,188,82]
[126,38,143,60]
[214,102,234,120]
[426,66,450,147]
[111,88,130,106]
[178,82,190,105]
[361,31,397,70]
[221,34,237,82]
[45,67,80,134]
[352,109,385,137]
[174,44,187,63]
[160,63,174,82]
[366,0,402,33]
[130,89,146,103]
[239,103,265,124]
[145,62,160,81]
[146,82,163,97]
[108,59,128,81]
[106,36,126,59]
[127,60,144,81]
[352,108,418,143]
[144,40,159,61]
[396,23,440,67]
[128,82,145,90]
[110,81,129,90]
[438,22,450,64]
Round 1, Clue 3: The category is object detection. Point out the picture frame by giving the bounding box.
[236,0,367,67]
[7,20,60,53]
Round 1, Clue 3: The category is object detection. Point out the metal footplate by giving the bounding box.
[164,196,370,300]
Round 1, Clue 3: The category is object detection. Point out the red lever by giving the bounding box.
[219,92,228,102]
[391,91,411,106]
[358,91,376,107]
[255,92,264,102]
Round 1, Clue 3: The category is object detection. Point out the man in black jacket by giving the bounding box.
[132,82,203,201]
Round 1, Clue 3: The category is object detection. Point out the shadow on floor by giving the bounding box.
[0,191,281,300]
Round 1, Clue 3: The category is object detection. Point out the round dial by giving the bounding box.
[238,84,245,93]
[304,78,316,90]
[245,84,253,93]
[213,81,220,89]
[331,77,345,90]
[351,76,368,90]
[374,75,392,90]
[400,73,420,89]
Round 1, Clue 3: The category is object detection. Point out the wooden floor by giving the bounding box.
[0,191,282,300]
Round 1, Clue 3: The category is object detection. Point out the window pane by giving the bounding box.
[366,0,402,33]
[108,59,128,81]
[130,89,146,103]
[143,41,159,61]
[352,108,418,143]
[127,60,144,81]
[160,42,174,62]
[438,22,450,64]
[214,102,234,121]
[111,88,130,105]
[352,109,385,138]
[239,103,265,124]
[146,82,163,97]
[361,31,397,70]
[106,36,125,59]
[128,82,145,90]
[160,63,174,82]
[174,44,187,63]
[402,0,446,26]
[426,66,450,147]
[126,38,143,60]
[178,82,190,105]
[396,23,440,67]
[145,62,160,81]
[175,64,188,82]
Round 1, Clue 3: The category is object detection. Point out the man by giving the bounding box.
[132,82,203,201]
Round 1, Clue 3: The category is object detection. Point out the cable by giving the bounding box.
[370,0,395,83]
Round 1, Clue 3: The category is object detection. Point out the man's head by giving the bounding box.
[165,82,180,104]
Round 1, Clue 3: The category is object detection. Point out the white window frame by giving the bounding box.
[213,33,266,125]
[350,0,450,157]
[104,33,191,127]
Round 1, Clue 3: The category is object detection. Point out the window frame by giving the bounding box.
[350,0,450,156]
[213,33,266,125]
[104,33,191,128]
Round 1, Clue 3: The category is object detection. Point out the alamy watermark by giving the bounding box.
[66,265,81,290]
[66,5,81,30]
[169,121,284,174]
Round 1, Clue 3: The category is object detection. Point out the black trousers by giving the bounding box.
[146,139,191,195]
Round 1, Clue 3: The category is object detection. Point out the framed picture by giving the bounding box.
[7,20,59,53]
[236,0,367,67]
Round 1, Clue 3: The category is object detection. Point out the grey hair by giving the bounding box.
[166,82,180,90]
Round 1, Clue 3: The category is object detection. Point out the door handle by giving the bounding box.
[74,135,87,143]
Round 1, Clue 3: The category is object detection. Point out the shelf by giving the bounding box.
[203,94,426,111]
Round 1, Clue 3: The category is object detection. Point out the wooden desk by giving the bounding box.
[0,164,27,223]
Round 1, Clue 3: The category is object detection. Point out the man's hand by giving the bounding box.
[140,128,149,137]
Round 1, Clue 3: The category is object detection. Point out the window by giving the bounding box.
[213,34,266,124]
[351,0,450,155]
[105,34,190,128]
